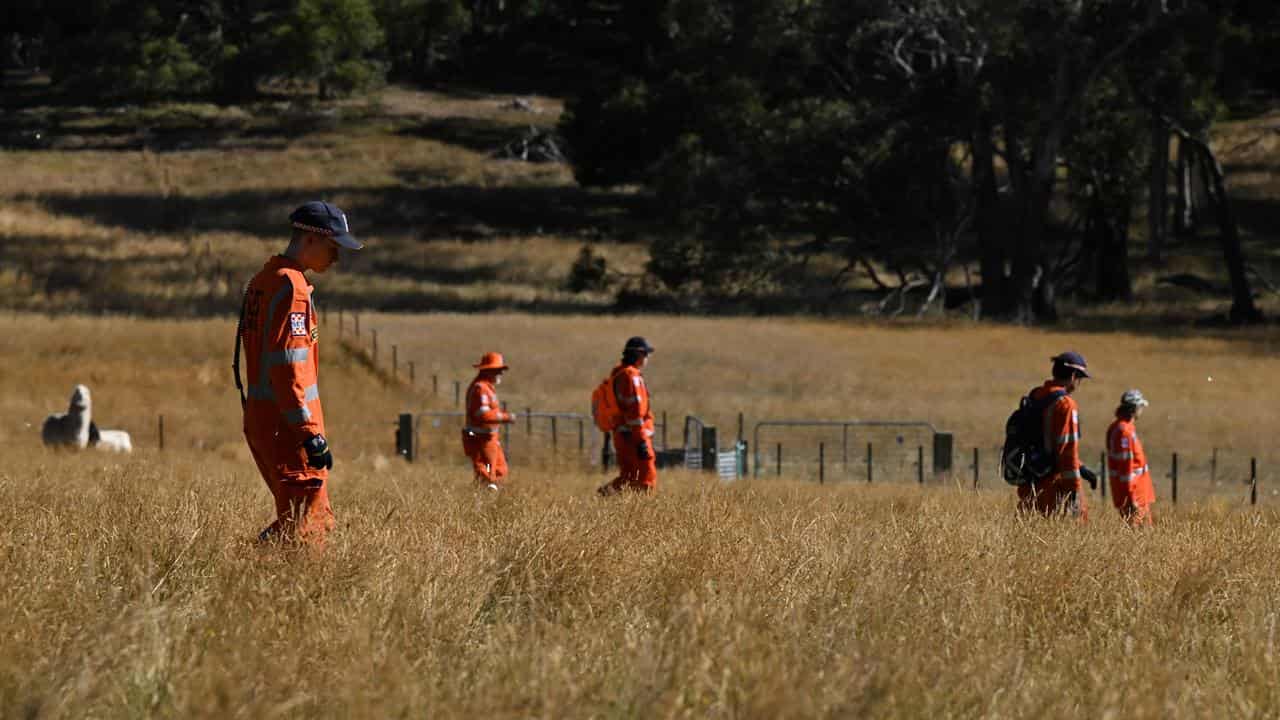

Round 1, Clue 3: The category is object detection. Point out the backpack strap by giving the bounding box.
[232,284,248,409]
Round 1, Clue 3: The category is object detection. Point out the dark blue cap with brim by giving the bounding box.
[1051,351,1091,378]
[289,200,362,250]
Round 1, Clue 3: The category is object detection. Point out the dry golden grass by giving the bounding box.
[6,314,1280,717]
[361,311,1280,499]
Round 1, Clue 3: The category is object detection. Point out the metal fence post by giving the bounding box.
[842,424,849,472]
[866,443,873,483]
[819,443,825,485]
[453,381,461,407]
[602,432,612,472]
[525,408,532,435]
[158,414,165,451]
[1211,447,1218,484]
[551,415,558,451]
[917,446,924,484]
[392,344,398,379]
[338,308,344,336]
[738,412,744,443]
[578,418,585,451]
[662,411,668,451]
[973,447,979,490]
[371,329,378,367]
[776,443,782,477]
[354,313,360,338]
[433,374,438,396]
[1171,452,1178,505]
[409,361,415,385]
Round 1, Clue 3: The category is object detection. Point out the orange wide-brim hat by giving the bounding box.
[474,352,509,371]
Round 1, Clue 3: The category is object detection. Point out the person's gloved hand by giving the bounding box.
[637,440,652,461]
[1080,465,1098,490]
[304,434,333,470]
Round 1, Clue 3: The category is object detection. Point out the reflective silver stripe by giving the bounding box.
[1110,451,1133,460]
[283,406,312,425]
[1114,474,1132,483]
[1133,465,1148,477]
[257,285,292,390]
[263,347,309,366]
[302,384,319,402]
[465,427,496,435]
[626,418,644,426]
[643,428,654,437]
[1055,432,1080,445]
[477,406,492,413]
[1060,469,1081,480]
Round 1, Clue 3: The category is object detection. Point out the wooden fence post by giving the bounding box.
[1251,457,1258,506]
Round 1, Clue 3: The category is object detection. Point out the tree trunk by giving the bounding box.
[972,114,1009,317]
[1173,135,1194,237]
[1148,116,1168,262]
[1194,141,1263,323]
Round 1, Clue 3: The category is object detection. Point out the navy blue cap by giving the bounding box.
[289,201,361,250]
[1051,351,1091,378]
[624,336,655,354]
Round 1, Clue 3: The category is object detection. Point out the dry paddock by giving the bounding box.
[4,312,1280,718]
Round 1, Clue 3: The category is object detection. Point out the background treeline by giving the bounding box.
[5,1,1280,322]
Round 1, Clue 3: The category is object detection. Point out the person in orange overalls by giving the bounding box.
[598,337,658,496]
[236,201,361,547]
[1107,389,1155,527]
[1017,351,1099,520]
[462,352,516,490]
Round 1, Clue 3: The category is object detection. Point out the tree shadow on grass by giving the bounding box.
[27,180,655,241]
[395,116,530,155]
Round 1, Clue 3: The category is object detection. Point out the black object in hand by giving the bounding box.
[304,434,333,470]
[1080,466,1098,490]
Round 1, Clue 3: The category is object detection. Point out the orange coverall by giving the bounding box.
[1107,416,1154,527]
[462,376,512,486]
[240,255,334,546]
[604,364,657,493]
[1017,380,1088,520]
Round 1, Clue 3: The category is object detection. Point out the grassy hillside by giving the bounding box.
[3,84,1280,320]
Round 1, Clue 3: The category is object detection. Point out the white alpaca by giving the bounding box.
[95,429,133,453]
[42,384,92,448]
[41,384,133,452]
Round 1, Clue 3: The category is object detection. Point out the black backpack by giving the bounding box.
[1001,388,1066,486]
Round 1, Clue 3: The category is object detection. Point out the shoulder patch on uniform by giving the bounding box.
[289,312,307,337]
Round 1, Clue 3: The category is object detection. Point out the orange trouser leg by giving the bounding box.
[468,439,508,486]
[1017,477,1086,521]
[274,481,334,547]
[608,432,657,493]
[246,423,333,547]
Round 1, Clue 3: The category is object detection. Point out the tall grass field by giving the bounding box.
[4,312,1280,718]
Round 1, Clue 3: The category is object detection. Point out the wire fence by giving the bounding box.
[334,309,1279,505]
